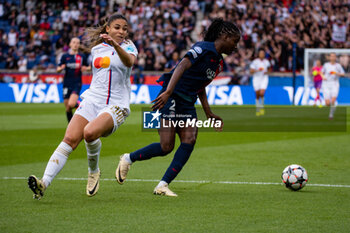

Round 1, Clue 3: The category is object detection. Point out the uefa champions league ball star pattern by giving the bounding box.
[281,164,308,191]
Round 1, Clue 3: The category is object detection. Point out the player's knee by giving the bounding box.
[68,103,76,109]
[181,136,196,146]
[160,142,174,155]
[67,102,76,110]
[83,127,98,143]
[62,135,79,150]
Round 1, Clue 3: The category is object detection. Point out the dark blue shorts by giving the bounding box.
[159,91,197,121]
[63,83,82,99]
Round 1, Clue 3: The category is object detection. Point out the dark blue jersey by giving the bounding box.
[59,53,88,86]
[157,41,224,103]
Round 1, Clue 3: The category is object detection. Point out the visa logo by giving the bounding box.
[9,83,60,103]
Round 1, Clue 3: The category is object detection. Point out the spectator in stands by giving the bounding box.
[0,0,350,75]
[7,28,17,47]
[61,6,71,24]
[5,47,17,69]
[144,49,155,71]
[17,55,27,72]
[164,51,180,72]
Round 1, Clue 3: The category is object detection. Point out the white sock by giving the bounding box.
[157,180,168,188]
[42,141,72,187]
[123,153,132,164]
[255,98,260,112]
[261,97,264,107]
[85,139,102,173]
[329,105,336,118]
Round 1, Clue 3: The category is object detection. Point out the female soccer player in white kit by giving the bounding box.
[27,14,138,199]
[321,53,345,119]
[250,49,271,116]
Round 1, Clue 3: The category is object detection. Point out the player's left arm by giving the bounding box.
[336,64,346,77]
[82,65,91,72]
[100,34,136,67]
[198,89,223,132]
[264,61,272,75]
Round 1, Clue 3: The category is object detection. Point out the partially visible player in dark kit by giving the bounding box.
[57,37,90,122]
[116,18,241,197]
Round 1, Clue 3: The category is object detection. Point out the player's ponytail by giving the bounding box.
[85,13,129,50]
[203,18,241,42]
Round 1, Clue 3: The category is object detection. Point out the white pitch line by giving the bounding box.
[2,176,350,188]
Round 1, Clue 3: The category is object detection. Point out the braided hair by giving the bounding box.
[203,18,241,42]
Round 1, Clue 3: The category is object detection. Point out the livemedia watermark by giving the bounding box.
[141,106,347,132]
[143,110,222,129]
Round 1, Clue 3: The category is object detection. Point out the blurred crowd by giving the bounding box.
[0,0,349,84]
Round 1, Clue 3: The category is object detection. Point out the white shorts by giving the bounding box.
[75,98,129,136]
[253,77,268,91]
[322,82,339,100]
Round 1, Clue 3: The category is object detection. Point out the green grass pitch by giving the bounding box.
[0,103,349,232]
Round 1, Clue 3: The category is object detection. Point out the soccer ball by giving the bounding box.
[281,164,308,191]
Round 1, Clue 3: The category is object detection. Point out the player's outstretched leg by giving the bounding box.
[116,143,168,184]
[28,175,46,200]
[27,141,72,200]
[85,139,102,196]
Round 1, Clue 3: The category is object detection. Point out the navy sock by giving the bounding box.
[66,111,73,122]
[130,143,167,162]
[161,143,194,184]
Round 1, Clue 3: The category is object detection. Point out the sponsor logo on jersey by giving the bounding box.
[194,46,202,54]
[94,56,110,69]
[126,47,135,53]
[206,68,216,80]
[66,63,81,69]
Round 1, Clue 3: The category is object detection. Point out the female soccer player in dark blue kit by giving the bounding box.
[57,37,90,122]
[116,18,241,196]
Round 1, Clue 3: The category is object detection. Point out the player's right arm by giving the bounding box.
[56,64,66,73]
[249,60,257,74]
[57,54,66,73]
[152,57,192,110]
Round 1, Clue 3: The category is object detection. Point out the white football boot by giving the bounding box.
[153,183,178,197]
[86,170,100,197]
[115,154,131,184]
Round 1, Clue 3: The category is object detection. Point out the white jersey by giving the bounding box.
[81,41,138,112]
[321,62,344,99]
[250,58,270,80]
[321,62,344,84]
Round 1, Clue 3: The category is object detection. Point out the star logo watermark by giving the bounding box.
[143,110,161,129]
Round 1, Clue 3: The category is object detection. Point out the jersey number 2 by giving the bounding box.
[169,99,176,111]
